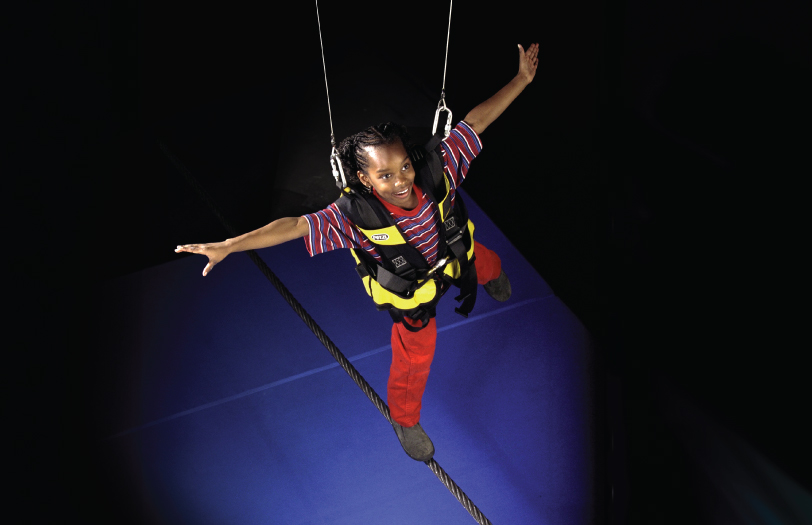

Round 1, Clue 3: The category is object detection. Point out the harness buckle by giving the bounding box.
[446,231,463,247]
[432,95,453,138]
[445,220,467,247]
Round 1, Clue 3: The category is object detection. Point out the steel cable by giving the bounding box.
[315,0,336,147]
[441,0,453,94]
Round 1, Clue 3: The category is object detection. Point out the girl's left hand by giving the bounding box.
[517,43,539,84]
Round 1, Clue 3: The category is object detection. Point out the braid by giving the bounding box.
[338,122,413,193]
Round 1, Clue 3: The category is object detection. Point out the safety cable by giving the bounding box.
[432,0,455,137]
[315,0,334,145]
[315,0,347,189]
[441,0,453,95]
[160,142,493,525]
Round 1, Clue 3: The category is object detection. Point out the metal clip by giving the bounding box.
[426,257,449,278]
[432,94,453,138]
[330,146,346,189]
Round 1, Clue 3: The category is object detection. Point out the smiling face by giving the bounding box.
[357,140,418,209]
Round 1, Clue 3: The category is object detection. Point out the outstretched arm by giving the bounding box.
[175,216,310,276]
[463,43,539,135]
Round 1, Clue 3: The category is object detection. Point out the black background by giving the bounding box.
[10,0,811,522]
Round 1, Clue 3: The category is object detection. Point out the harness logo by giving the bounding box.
[372,233,390,241]
[392,256,407,269]
[443,217,457,230]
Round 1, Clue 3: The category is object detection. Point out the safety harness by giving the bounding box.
[335,136,478,332]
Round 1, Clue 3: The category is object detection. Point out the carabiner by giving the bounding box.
[432,96,453,138]
[330,147,347,189]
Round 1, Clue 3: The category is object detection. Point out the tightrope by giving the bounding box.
[160,142,493,525]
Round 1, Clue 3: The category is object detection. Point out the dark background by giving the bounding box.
[11,0,810,523]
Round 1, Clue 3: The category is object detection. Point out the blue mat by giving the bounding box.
[95,191,596,524]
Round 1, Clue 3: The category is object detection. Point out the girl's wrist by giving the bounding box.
[514,73,532,87]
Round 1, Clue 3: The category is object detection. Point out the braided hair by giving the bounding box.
[337,122,414,193]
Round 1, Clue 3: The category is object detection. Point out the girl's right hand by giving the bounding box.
[175,242,231,276]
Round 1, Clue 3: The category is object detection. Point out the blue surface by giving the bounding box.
[95,191,596,524]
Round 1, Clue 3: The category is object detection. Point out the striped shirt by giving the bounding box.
[302,121,482,265]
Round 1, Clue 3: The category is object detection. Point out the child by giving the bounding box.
[176,43,539,462]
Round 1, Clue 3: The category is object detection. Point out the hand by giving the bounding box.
[517,43,539,84]
[175,241,231,276]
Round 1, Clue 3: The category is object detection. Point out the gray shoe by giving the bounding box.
[392,421,435,462]
[484,270,511,302]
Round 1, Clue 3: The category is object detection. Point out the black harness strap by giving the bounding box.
[339,190,428,279]
[375,267,416,295]
[419,138,478,317]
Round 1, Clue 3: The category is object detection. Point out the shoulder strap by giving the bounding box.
[335,188,393,230]
[414,136,478,318]
[424,135,445,195]
[410,136,445,201]
[334,190,428,278]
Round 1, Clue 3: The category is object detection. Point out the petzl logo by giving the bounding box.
[372,233,390,241]
[392,256,407,268]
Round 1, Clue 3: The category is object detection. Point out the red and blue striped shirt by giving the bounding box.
[302,121,482,265]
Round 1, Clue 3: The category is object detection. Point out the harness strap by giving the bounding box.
[418,136,445,192]
[338,192,426,279]
[389,308,432,333]
[451,245,477,318]
[376,266,418,295]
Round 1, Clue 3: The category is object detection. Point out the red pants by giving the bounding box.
[387,241,502,426]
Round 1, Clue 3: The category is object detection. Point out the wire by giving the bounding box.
[441,0,453,95]
[315,0,336,146]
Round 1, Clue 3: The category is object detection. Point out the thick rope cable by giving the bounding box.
[160,142,493,525]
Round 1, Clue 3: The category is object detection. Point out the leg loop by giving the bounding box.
[389,307,434,333]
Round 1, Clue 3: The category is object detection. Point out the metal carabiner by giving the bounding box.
[425,256,449,278]
[432,95,453,138]
[330,146,347,189]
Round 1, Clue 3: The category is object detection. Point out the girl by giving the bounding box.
[176,42,539,462]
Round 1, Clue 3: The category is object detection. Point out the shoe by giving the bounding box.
[392,421,435,462]
[484,270,511,302]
